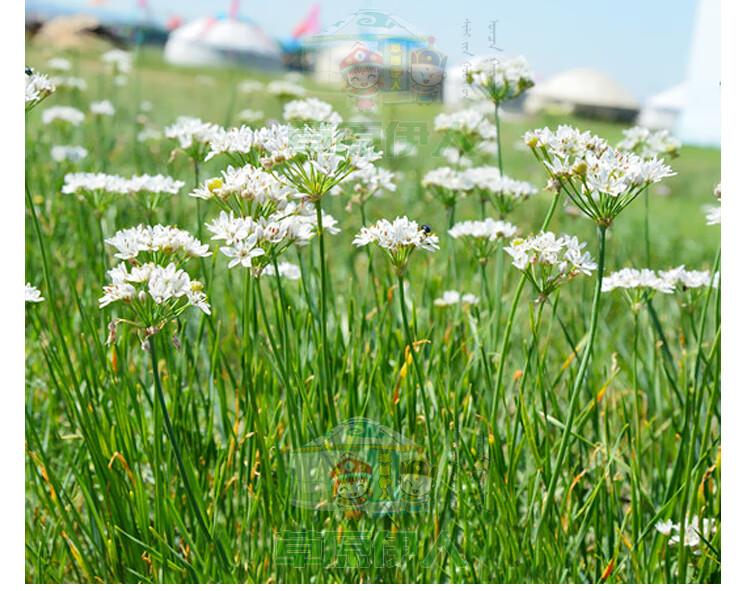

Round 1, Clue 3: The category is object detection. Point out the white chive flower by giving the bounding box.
[434,109,496,142]
[101,49,133,74]
[266,80,307,99]
[90,100,115,116]
[25,283,44,303]
[655,516,718,554]
[51,145,88,163]
[25,69,56,111]
[105,225,210,262]
[449,218,518,264]
[238,109,264,123]
[462,166,538,214]
[353,217,439,276]
[164,116,223,161]
[504,232,596,299]
[47,57,72,72]
[434,290,479,307]
[283,98,342,124]
[525,126,675,226]
[261,261,302,280]
[465,56,534,104]
[617,126,681,159]
[41,105,84,126]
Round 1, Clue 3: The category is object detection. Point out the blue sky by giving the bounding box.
[26,0,703,100]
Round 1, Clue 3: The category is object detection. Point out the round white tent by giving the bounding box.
[525,68,639,121]
[637,83,687,131]
[164,16,282,70]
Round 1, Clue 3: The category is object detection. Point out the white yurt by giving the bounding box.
[164,16,282,70]
[525,68,639,121]
[638,83,687,131]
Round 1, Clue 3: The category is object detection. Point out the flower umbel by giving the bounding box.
[353,216,439,276]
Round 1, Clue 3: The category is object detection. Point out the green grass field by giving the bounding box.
[25,44,720,583]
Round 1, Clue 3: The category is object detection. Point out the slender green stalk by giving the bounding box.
[397,275,435,463]
[535,223,607,542]
[490,192,560,423]
[148,336,231,573]
[315,200,338,426]
[493,102,504,176]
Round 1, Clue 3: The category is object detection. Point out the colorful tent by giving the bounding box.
[164,16,282,70]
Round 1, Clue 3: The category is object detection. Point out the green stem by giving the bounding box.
[315,200,338,426]
[535,223,608,542]
[397,275,435,464]
[490,192,560,424]
[493,102,504,177]
[148,336,231,573]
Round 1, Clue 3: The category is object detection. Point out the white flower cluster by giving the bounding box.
[25,70,56,110]
[101,49,133,74]
[25,283,44,303]
[463,166,538,214]
[266,80,307,99]
[602,268,675,294]
[353,217,439,276]
[100,224,211,343]
[449,218,517,242]
[164,116,223,159]
[333,165,396,205]
[47,57,71,72]
[656,517,717,553]
[504,232,596,297]
[705,183,721,225]
[49,75,87,91]
[42,105,85,126]
[51,145,88,163]
[206,123,380,188]
[284,98,342,124]
[617,126,681,159]
[657,265,719,291]
[105,224,211,261]
[238,109,264,123]
[205,205,332,274]
[90,100,115,116]
[238,79,264,94]
[261,261,302,280]
[191,164,295,214]
[434,109,496,141]
[465,56,534,104]
[525,125,675,225]
[63,172,184,198]
[100,262,210,315]
[422,167,473,206]
[434,290,479,307]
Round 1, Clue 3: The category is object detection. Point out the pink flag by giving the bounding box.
[291,3,320,39]
[229,0,240,19]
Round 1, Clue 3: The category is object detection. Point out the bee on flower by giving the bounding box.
[25,68,56,112]
[353,216,439,277]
